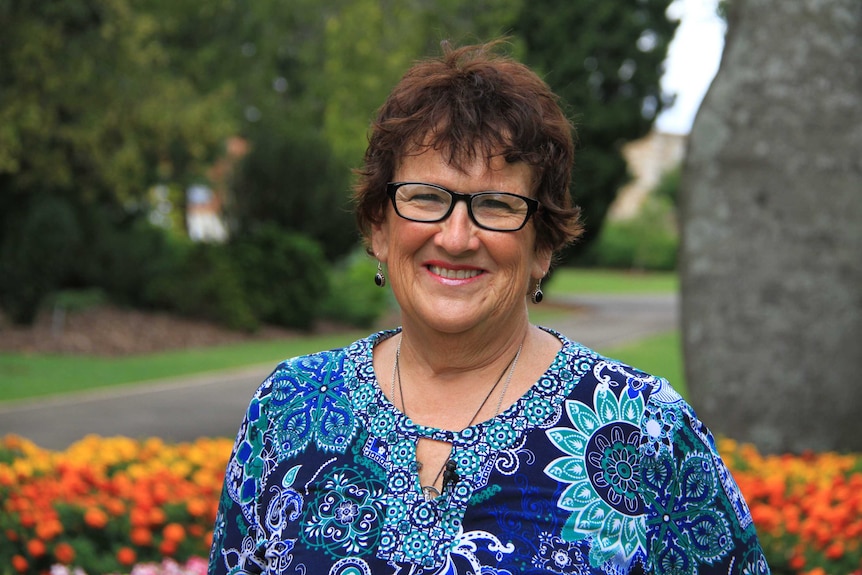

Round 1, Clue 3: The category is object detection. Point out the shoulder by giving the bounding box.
[545,327,676,409]
[254,330,394,401]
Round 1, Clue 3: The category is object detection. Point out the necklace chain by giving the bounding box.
[390,333,525,499]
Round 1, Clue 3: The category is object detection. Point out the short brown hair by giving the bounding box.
[354,40,583,254]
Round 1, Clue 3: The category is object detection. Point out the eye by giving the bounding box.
[473,194,524,213]
[401,185,449,204]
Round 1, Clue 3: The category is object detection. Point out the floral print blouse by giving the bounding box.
[208,328,770,575]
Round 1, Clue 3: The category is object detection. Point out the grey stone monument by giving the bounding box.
[680,0,862,453]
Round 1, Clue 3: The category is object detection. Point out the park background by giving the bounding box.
[1,0,860,574]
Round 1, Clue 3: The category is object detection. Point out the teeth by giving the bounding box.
[429,265,481,279]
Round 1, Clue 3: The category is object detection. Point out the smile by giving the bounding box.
[428,265,483,280]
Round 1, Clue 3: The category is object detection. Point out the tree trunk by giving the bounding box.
[680,0,862,453]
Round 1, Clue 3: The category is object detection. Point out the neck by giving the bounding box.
[397,312,533,381]
[390,315,533,432]
[393,324,530,431]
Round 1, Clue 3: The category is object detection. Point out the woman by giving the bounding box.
[208,41,769,575]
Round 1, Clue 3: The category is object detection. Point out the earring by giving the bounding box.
[374,261,386,287]
[531,278,544,304]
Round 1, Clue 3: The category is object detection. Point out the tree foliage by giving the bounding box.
[0,0,237,323]
[514,0,678,260]
[0,0,235,205]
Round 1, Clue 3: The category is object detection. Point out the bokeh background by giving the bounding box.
[2,0,861,573]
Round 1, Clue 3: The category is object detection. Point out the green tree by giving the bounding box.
[318,0,523,168]
[0,0,236,322]
[230,120,358,261]
[513,0,678,260]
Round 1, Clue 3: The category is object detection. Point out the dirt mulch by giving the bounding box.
[0,305,316,357]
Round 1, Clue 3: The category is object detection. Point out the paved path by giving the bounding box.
[0,294,678,450]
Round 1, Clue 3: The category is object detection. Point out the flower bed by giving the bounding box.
[0,435,229,575]
[1,434,860,574]
[718,438,862,575]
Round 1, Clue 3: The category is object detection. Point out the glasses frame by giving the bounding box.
[386,182,540,232]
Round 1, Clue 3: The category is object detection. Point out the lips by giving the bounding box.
[427,265,483,280]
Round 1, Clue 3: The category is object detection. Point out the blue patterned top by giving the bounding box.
[208,328,769,575]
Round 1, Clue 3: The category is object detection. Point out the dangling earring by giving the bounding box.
[374,261,386,287]
[531,278,544,304]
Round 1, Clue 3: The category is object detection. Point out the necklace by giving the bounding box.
[390,334,525,500]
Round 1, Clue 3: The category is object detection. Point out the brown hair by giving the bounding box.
[354,40,583,254]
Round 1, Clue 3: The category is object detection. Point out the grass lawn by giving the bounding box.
[547,268,678,295]
[600,331,686,398]
[0,333,361,404]
[0,269,682,404]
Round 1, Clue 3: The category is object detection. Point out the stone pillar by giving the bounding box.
[680,0,862,453]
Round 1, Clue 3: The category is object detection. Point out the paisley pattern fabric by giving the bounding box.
[208,328,770,575]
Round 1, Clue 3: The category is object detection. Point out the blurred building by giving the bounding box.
[608,130,687,220]
[186,184,228,242]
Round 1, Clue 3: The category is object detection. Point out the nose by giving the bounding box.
[434,201,479,253]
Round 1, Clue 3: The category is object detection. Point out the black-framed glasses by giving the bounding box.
[386,182,540,232]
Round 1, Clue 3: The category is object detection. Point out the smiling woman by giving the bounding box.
[208,40,770,575]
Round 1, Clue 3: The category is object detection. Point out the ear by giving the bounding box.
[370,219,390,263]
[532,245,553,280]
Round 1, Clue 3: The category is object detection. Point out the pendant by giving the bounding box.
[421,485,441,501]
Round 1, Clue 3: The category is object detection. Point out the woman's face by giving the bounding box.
[371,147,551,337]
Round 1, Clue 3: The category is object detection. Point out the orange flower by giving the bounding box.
[163,522,186,543]
[116,546,137,566]
[105,498,126,516]
[54,541,76,564]
[130,506,151,527]
[148,506,166,526]
[12,555,28,573]
[35,518,63,540]
[186,498,208,517]
[26,538,46,557]
[130,526,153,546]
[825,541,844,560]
[84,507,108,529]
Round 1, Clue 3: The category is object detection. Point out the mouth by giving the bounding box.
[427,264,483,280]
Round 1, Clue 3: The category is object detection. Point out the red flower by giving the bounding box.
[11,555,28,573]
[54,541,76,564]
[26,538,46,557]
[159,538,178,556]
[131,526,153,546]
[825,541,844,560]
[116,546,137,566]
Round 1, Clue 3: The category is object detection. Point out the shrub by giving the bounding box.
[581,195,678,271]
[144,241,258,332]
[229,223,330,330]
[74,207,181,309]
[231,119,357,262]
[321,250,392,329]
[0,195,82,324]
